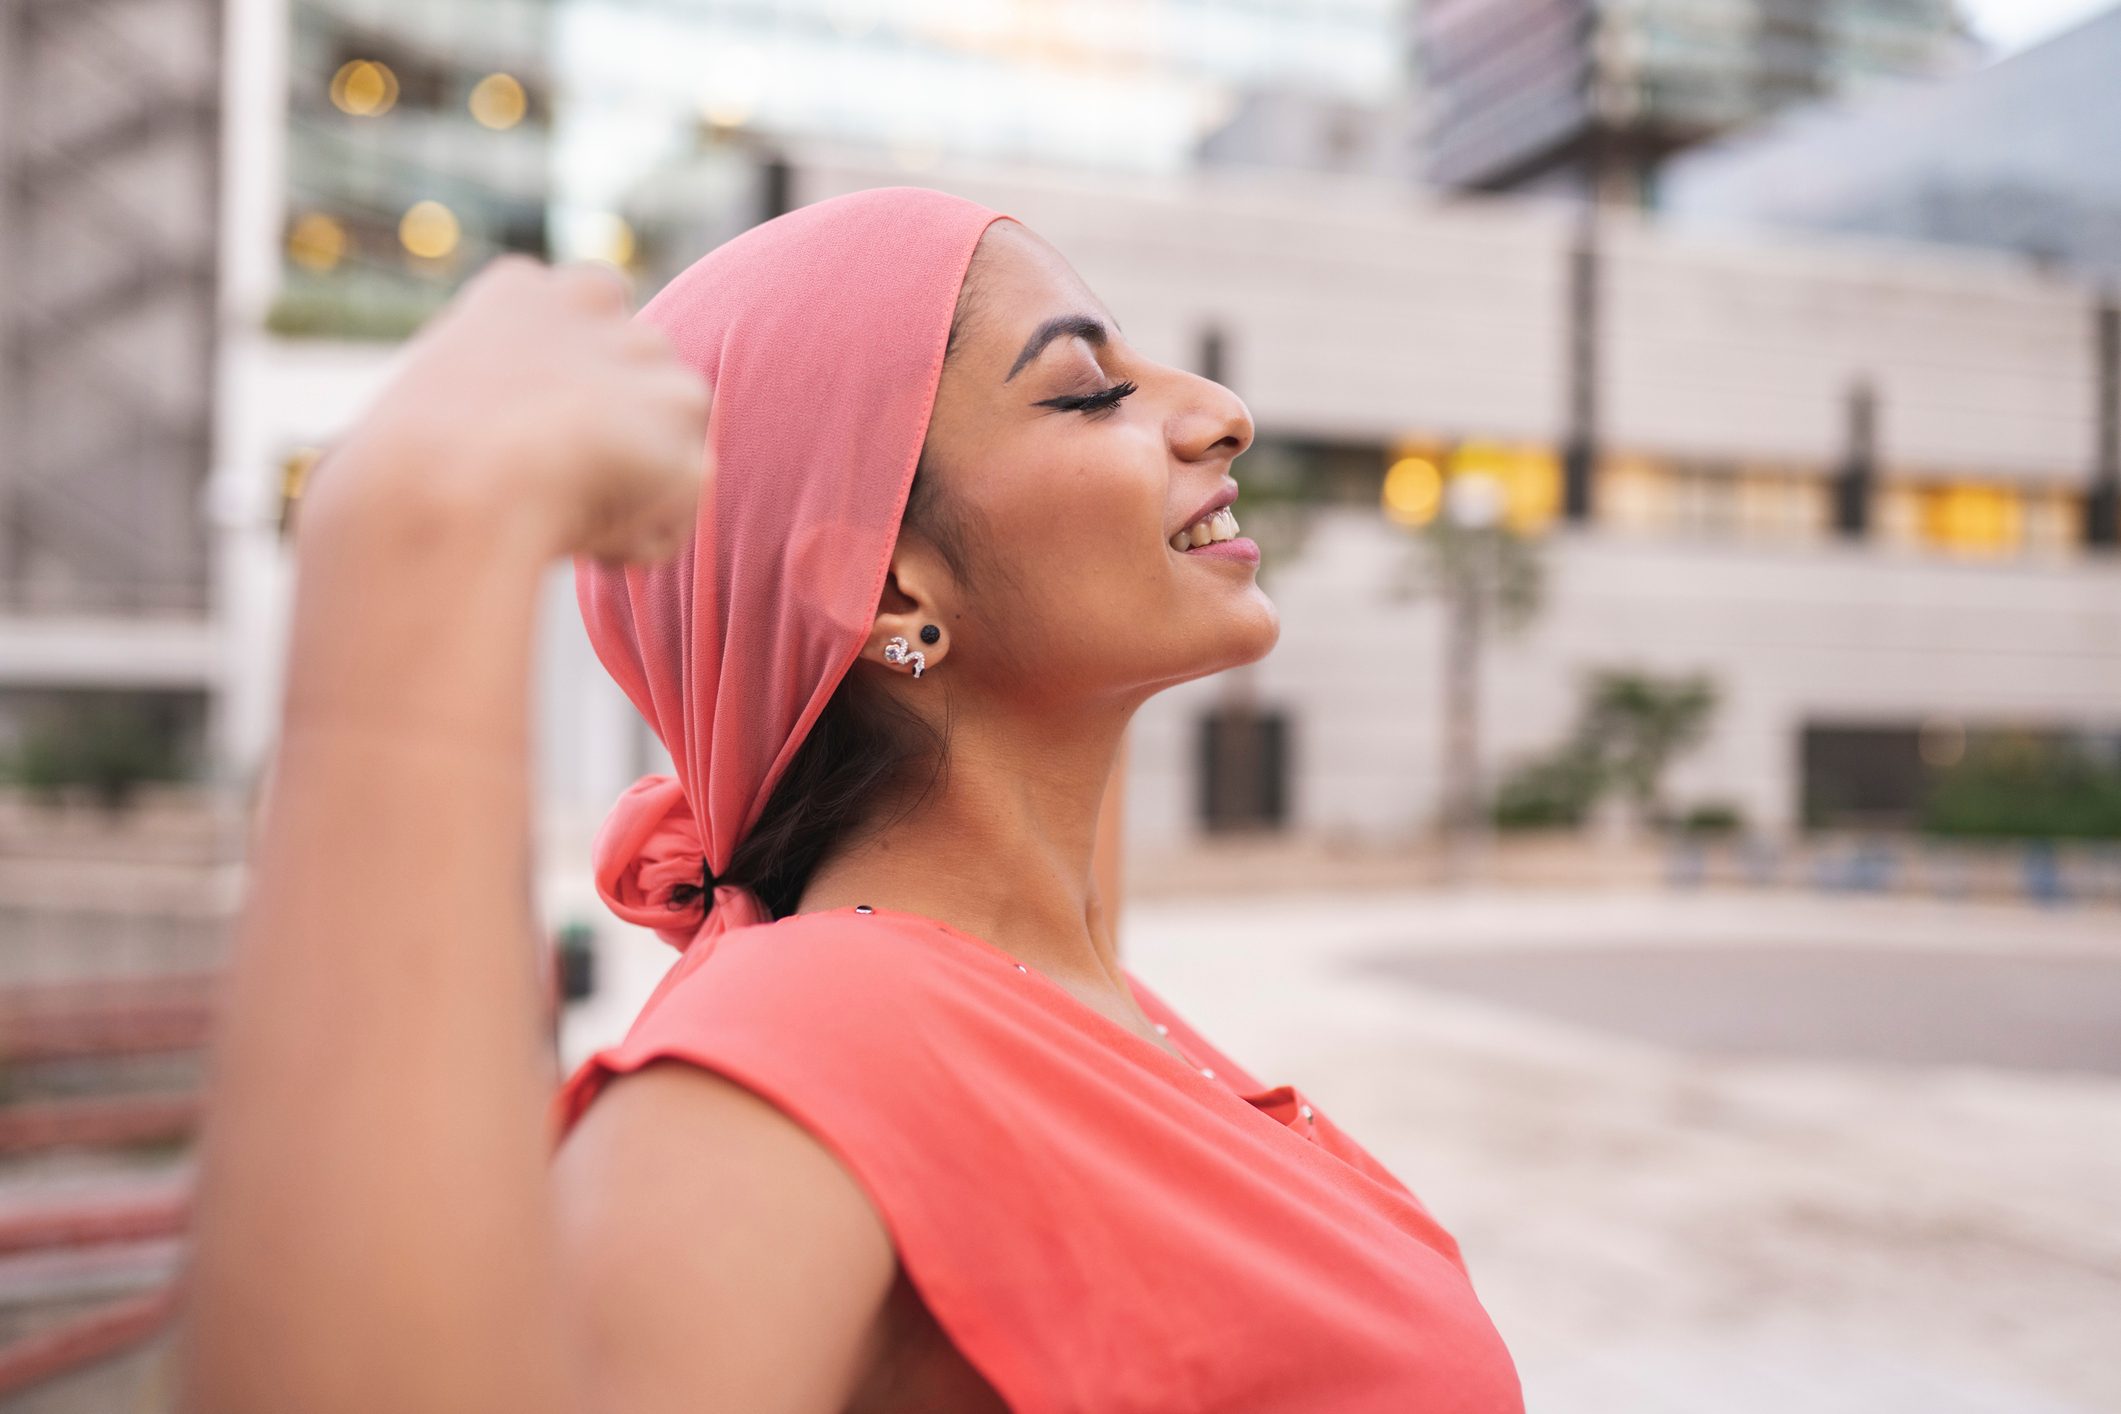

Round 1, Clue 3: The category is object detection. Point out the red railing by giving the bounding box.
[0,974,216,1398]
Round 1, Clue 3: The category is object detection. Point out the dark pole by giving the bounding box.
[1833,378,1876,540]
[2088,294,2119,550]
[1198,324,1227,389]
[1562,218,1599,524]
[760,153,793,225]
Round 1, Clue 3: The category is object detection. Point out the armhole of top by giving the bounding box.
[552,1034,1032,1411]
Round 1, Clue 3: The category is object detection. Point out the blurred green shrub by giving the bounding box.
[1491,668,1720,832]
[1491,743,1603,829]
[3,695,191,809]
[265,282,441,341]
[1922,736,2121,840]
[1673,800,1747,835]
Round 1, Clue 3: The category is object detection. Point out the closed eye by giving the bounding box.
[1033,379,1138,418]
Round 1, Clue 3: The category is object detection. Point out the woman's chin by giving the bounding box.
[1179,610,1282,684]
[1233,593,1281,660]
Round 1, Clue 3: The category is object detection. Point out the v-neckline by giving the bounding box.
[815,904,1284,1106]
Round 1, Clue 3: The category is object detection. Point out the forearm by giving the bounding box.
[180,483,580,1414]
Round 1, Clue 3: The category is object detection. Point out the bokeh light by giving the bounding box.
[285,212,346,272]
[468,72,527,129]
[328,58,397,117]
[1383,456,1443,527]
[398,200,461,260]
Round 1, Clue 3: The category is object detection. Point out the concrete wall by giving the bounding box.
[1599,215,2100,480]
[788,154,2121,847]
[800,157,1576,447]
[1122,507,2121,848]
[797,153,2107,484]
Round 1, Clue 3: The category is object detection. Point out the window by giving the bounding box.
[1196,707,1291,834]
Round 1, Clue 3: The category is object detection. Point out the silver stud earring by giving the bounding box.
[882,636,928,679]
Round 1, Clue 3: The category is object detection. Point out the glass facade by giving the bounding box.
[1417,0,1976,200]
[275,0,557,339]
[549,0,1405,260]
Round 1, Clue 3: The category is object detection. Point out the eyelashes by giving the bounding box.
[1034,379,1138,418]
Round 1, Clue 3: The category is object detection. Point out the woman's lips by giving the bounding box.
[1181,536,1259,564]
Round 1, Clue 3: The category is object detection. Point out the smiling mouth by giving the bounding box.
[1169,505,1242,552]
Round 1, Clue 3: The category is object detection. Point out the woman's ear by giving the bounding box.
[868,544,950,673]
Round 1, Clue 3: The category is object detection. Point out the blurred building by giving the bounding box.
[546,0,1407,261]
[273,0,554,339]
[1194,90,1420,180]
[539,147,2120,854]
[1660,4,2121,282]
[209,0,559,785]
[209,0,1418,792]
[0,0,224,779]
[1415,0,1979,205]
[197,4,2121,865]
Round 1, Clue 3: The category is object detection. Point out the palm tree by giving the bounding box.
[1387,472,1547,876]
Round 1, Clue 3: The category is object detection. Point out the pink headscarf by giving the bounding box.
[575,186,1008,1011]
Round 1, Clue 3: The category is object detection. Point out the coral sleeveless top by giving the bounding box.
[553,906,1523,1413]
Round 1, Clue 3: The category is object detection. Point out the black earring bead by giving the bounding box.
[919,624,941,644]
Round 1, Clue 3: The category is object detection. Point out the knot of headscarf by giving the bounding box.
[571,186,1008,999]
[589,773,735,952]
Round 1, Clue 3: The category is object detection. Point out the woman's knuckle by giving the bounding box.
[557,261,632,310]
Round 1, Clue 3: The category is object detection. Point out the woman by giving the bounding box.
[178,186,1520,1413]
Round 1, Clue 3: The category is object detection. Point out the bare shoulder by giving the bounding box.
[551,1058,899,1414]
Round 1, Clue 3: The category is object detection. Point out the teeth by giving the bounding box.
[1169,505,1240,552]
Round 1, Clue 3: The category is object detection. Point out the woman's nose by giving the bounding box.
[1170,369,1254,463]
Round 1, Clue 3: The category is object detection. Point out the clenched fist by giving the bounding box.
[299,256,712,567]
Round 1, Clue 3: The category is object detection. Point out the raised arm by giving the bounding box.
[174,257,709,1414]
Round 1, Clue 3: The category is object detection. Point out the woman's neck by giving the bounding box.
[796,698,1135,991]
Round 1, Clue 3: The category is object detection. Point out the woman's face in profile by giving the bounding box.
[912,218,1279,707]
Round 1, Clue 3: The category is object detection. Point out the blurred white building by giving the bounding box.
[550,149,2116,859]
[211,0,557,792]
[0,0,224,785]
[205,3,2121,885]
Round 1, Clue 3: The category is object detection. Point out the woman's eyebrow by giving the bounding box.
[1005,314,1107,382]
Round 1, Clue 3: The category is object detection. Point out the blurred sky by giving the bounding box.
[1965,0,2117,54]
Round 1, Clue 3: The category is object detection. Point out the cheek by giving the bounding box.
[972,444,1169,664]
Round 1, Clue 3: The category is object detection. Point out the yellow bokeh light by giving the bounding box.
[700,95,754,130]
[468,72,527,129]
[598,214,637,268]
[1922,481,2022,554]
[286,212,346,272]
[399,200,461,260]
[1383,456,1443,527]
[1598,454,1664,530]
[330,59,398,117]
[281,445,321,502]
[278,445,324,536]
[1450,441,1562,535]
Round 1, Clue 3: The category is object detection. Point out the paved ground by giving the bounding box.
[1352,945,2121,1073]
[559,884,2121,1413]
[1118,888,2121,1414]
